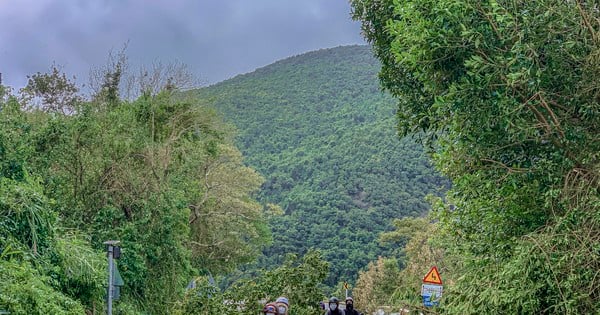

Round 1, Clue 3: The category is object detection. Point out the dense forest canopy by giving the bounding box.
[351,0,600,313]
[193,45,448,286]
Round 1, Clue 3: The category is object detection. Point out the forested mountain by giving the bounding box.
[193,45,449,285]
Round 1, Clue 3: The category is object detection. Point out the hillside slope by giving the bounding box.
[193,45,448,285]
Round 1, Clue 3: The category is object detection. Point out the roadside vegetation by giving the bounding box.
[350,0,600,313]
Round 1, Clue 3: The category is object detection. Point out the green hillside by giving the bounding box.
[193,45,448,285]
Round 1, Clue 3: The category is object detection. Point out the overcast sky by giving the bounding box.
[0,0,366,90]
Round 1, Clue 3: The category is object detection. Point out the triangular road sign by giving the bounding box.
[423,266,442,284]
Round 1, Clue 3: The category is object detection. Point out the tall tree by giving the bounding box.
[20,65,82,114]
[2,62,271,314]
[351,0,600,313]
[353,256,401,314]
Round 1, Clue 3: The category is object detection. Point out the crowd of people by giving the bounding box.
[261,296,363,315]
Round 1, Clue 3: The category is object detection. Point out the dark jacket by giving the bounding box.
[344,308,360,315]
[326,309,345,315]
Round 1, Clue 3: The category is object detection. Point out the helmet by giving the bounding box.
[345,297,354,303]
[263,303,278,314]
[328,296,339,304]
[275,296,289,306]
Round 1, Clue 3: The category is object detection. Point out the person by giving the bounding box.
[344,297,361,315]
[275,296,289,315]
[262,302,278,315]
[326,296,344,315]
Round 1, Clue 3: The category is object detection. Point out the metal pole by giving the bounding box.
[344,281,348,299]
[104,240,119,315]
[107,245,114,315]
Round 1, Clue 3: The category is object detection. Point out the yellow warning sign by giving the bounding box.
[423,266,442,284]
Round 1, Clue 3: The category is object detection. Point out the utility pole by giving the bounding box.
[104,240,120,315]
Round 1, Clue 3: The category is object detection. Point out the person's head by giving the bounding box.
[328,297,339,311]
[275,296,289,315]
[345,297,354,310]
[263,303,278,315]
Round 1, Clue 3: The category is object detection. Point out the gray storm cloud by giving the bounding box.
[0,0,365,89]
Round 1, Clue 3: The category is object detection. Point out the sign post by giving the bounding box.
[343,282,349,299]
[421,266,443,308]
[104,240,121,315]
